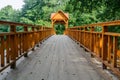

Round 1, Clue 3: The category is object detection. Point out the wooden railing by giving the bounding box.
[66,20,120,77]
[0,20,53,72]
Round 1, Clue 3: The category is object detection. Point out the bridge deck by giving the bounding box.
[1,35,110,80]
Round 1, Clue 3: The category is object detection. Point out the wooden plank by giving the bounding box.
[21,34,24,53]
[2,35,107,80]
[113,36,117,67]
[15,35,19,58]
[108,36,112,63]
[6,35,10,63]
[18,34,22,55]
[102,26,108,61]
[1,37,5,67]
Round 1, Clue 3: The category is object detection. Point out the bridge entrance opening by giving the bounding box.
[54,24,65,34]
[51,10,69,34]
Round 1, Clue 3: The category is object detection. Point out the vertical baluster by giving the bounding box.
[108,36,112,63]
[102,26,108,69]
[97,34,101,57]
[99,34,102,57]
[93,34,96,53]
[19,34,22,55]
[32,27,35,51]
[1,37,5,67]
[16,34,18,58]
[21,34,23,54]
[90,27,94,52]
[6,35,10,63]
[113,36,117,67]
[10,25,16,69]
[78,30,79,43]
[24,26,28,57]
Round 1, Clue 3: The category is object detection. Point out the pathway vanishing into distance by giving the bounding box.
[1,35,112,80]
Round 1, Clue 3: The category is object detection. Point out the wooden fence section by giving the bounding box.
[66,20,120,76]
[0,20,53,72]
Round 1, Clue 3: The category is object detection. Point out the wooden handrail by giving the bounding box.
[66,20,120,77]
[69,20,120,29]
[0,20,54,72]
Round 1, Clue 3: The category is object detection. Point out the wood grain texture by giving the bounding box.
[3,35,105,80]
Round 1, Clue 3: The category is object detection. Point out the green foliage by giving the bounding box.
[0,0,120,33]
[55,24,65,34]
[20,17,34,24]
[0,5,21,32]
[65,0,120,33]
[0,25,9,32]
[0,5,20,22]
[16,26,24,32]
[35,20,51,27]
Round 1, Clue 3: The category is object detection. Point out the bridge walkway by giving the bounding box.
[2,35,110,80]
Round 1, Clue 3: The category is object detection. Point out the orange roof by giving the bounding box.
[51,10,69,20]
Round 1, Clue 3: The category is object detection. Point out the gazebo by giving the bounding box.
[51,10,69,29]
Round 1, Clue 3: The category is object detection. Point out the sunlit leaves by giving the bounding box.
[20,17,34,24]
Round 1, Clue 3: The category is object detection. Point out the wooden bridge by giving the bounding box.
[0,11,120,79]
[0,20,120,80]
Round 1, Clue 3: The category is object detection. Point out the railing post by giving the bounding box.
[90,27,94,57]
[36,27,40,47]
[41,27,43,41]
[102,26,108,69]
[77,28,79,43]
[78,28,80,43]
[85,27,88,47]
[83,27,87,46]
[40,27,42,44]
[32,26,35,48]
[10,25,16,69]
[32,27,35,51]
[43,27,45,40]
[80,28,82,43]
[108,36,112,63]
[113,36,117,67]
[24,26,28,57]
[1,37,5,67]
[10,25,16,32]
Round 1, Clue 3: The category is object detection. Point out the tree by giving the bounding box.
[0,5,21,32]
[0,0,120,33]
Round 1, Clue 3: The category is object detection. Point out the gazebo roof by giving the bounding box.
[51,10,69,20]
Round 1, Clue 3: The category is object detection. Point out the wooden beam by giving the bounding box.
[113,36,117,67]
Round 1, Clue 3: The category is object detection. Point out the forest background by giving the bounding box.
[0,0,120,34]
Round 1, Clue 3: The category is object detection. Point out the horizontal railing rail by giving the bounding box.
[66,20,120,77]
[0,20,54,72]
